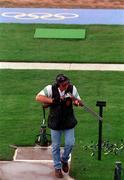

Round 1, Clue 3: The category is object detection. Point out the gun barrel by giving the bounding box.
[83,104,102,121]
[67,93,102,121]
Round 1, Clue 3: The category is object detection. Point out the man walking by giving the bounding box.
[36,74,83,178]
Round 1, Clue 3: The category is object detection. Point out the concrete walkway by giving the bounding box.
[0,161,74,180]
[0,62,124,71]
[0,146,74,180]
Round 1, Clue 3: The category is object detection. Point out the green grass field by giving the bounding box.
[0,69,124,179]
[0,24,124,63]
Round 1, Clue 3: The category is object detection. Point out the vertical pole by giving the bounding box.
[98,106,102,160]
[96,101,106,160]
[114,161,122,180]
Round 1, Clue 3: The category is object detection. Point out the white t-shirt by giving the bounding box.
[38,85,81,100]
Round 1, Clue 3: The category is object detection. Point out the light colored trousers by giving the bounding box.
[51,128,75,169]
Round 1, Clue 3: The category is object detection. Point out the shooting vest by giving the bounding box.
[48,84,77,130]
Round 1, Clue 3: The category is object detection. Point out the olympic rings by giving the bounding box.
[1,12,79,20]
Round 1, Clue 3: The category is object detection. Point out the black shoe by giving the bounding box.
[55,169,63,178]
[61,159,69,173]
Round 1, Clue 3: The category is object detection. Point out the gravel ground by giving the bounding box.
[0,0,124,8]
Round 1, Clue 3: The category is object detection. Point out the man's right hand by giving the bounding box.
[52,97,61,104]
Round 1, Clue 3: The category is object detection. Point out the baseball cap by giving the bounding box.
[56,74,70,85]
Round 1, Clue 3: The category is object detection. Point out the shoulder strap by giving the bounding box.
[65,84,73,94]
[52,83,60,98]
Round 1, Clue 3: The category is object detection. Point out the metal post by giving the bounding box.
[96,101,106,160]
[114,161,122,180]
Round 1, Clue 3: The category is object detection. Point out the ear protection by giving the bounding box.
[56,74,70,85]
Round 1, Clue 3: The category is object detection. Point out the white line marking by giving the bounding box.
[14,159,54,163]
[13,148,18,161]
[0,62,124,71]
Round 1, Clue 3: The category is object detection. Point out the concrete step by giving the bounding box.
[0,146,74,180]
